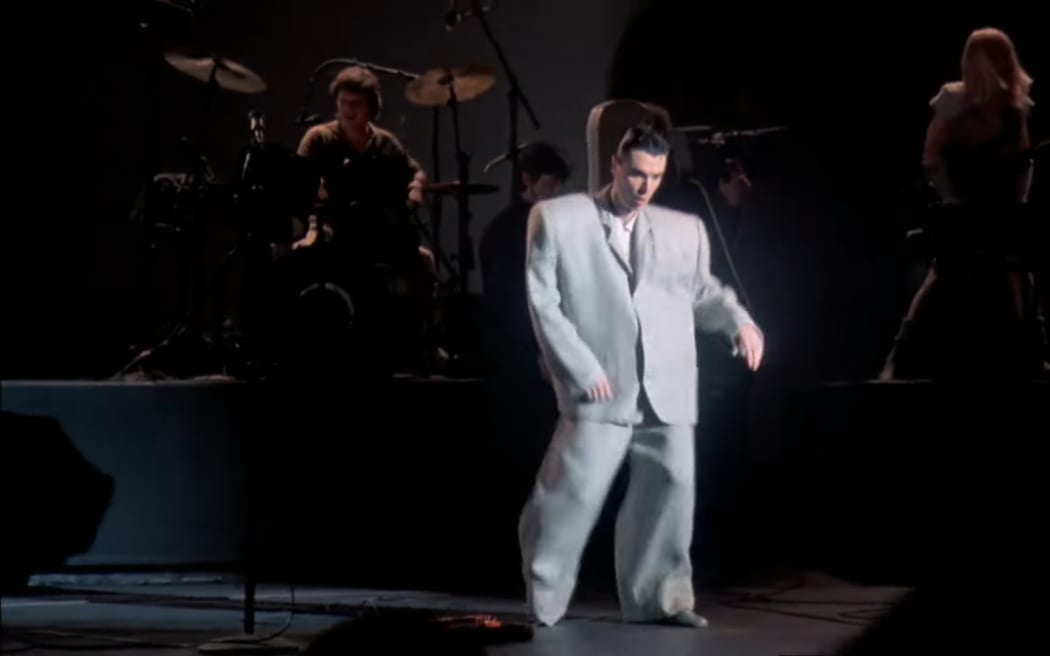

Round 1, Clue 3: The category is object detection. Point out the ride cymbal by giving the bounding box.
[163,49,267,94]
[405,65,495,107]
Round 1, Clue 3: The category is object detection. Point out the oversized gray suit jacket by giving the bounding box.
[525,192,758,426]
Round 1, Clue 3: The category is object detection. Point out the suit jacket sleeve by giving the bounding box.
[525,203,606,391]
[692,217,759,341]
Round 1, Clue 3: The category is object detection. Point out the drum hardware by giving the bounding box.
[404,64,498,295]
[117,48,269,380]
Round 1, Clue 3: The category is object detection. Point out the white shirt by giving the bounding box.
[607,211,638,268]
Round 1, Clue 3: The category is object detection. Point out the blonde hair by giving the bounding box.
[961,27,1033,110]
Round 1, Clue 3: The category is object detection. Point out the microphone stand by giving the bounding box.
[475,8,541,206]
[683,134,755,312]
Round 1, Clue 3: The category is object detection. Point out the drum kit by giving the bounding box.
[123,45,510,381]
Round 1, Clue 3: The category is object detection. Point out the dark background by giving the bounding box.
[2,0,1045,590]
[6,0,1045,490]
[6,1,1043,380]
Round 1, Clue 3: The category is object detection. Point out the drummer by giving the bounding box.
[291,65,436,374]
[293,65,432,274]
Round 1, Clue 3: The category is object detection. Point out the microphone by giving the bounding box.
[482,142,528,173]
[444,0,491,31]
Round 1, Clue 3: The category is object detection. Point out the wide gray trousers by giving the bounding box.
[518,415,696,625]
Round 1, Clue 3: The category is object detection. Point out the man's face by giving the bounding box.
[336,90,372,130]
[524,173,563,203]
[611,149,667,211]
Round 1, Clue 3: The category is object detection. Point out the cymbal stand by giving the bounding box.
[430,106,445,279]
[116,61,222,378]
[475,6,541,206]
[445,73,475,294]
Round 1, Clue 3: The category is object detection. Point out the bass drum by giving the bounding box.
[262,245,429,378]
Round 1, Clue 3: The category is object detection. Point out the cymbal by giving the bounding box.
[424,181,500,196]
[405,65,496,107]
[163,49,267,94]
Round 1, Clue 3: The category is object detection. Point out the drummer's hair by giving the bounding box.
[330,66,383,119]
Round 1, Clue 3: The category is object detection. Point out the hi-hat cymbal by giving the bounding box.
[405,65,495,107]
[163,49,267,94]
[424,181,500,196]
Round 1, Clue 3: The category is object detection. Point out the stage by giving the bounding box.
[3,572,898,655]
[2,376,1046,654]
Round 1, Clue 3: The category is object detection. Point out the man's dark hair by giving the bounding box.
[519,141,571,182]
[329,65,383,119]
[615,121,671,160]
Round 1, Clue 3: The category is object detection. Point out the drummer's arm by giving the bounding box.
[294,130,333,248]
[294,181,333,249]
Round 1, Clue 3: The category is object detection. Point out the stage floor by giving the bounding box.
[3,572,894,655]
[4,378,1045,653]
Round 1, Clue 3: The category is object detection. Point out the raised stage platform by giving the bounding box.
[2,377,1046,594]
[1,377,500,589]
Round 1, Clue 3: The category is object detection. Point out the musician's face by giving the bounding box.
[336,90,371,130]
[611,149,666,211]
[523,173,563,203]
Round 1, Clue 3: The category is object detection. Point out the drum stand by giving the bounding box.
[117,67,223,379]
[444,78,476,294]
[118,66,256,380]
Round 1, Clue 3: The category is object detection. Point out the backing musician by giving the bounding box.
[290,65,435,372]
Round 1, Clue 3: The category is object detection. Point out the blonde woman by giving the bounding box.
[880,27,1046,380]
[923,26,1034,203]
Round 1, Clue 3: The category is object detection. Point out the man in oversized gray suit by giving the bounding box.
[519,124,764,628]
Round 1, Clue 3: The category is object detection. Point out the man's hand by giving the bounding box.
[585,378,613,402]
[292,229,317,250]
[735,324,764,371]
[292,224,334,250]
